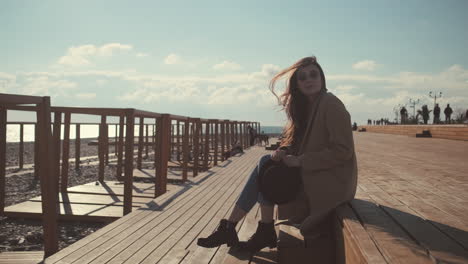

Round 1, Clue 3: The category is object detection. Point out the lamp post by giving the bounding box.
[409,98,420,120]
[429,91,442,108]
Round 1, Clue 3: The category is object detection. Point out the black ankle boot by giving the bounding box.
[197,219,239,248]
[238,221,277,252]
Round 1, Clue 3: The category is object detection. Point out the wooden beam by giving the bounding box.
[53,112,61,194]
[176,121,180,161]
[19,123,24,169]
[37,97,59,257]
[203,121,210,169]
[193,119,201,176]
[182,120,189,181]
[60,112,71,192]
[220,121,225,161]
[137,117,144,170]
[104,124,109,165]
[0,93,43,104]
[145,124,149,159]
[98,115,106,182]
[34,124,39,180]
[51,106,125,116]
[155,114,170,196]
[0,107,6,215]
[214,120,218,166]
[116,116,124,180]
[123,109,135,215]
[75,124,80,171]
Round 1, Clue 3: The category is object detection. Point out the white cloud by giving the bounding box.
[20,76,77,96]
[136,53,149,58]
[57,43,133,67]
[76,93,96,99]
[96,79,108,86]
[334,85,356,92]
[213,61,242,71]
[352,60,379,71]
[164,53,181,65]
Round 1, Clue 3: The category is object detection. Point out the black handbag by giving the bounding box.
[258,159,301,204]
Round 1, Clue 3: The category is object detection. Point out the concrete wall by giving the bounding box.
[359,125,468,141]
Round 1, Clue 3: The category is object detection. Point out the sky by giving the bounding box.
[1,0,468,126]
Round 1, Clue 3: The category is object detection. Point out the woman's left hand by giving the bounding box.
[282,155,301,167]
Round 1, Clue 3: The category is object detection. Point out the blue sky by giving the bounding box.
[1,0,468,126]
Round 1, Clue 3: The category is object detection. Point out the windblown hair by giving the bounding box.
[269,56,327,148]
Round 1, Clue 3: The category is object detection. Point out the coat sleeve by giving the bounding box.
[298,98,354,171]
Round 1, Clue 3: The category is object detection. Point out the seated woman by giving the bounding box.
[197,56,357,253]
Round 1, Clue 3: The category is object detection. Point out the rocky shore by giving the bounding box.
[1,139,152,253]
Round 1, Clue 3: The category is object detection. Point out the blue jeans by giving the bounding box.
[235,154,274,212]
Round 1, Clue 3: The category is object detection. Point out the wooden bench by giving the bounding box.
[276,196,468,263]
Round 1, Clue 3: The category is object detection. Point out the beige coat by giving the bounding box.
[279,92,358,236]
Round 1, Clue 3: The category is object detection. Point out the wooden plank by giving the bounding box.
[204,121,210,169]
[350,198,433,263]
[116,149,258,264]
[214,121,219,166]
[54,153,251,264]
[0,251,43,264]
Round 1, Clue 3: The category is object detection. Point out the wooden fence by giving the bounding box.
[0,92,260,257]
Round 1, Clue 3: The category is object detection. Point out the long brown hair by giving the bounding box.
[270,56,327,148]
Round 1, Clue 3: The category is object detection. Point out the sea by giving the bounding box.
[5,124,284,143]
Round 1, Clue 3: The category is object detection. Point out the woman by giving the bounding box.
[197,56,357,253]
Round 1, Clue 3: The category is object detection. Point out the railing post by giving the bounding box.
[75,124,80,171]
[105,124,109,165]
[220,121,225,161]
[0,107,6,215]
[193,118,201,176]
[116,116,124,180]
[214,120,218,166]
[176,121,180,161]
[203,120,210,169]
[53,112,61,193]
[123,109,135,215]
[182,119,189,181]
[38,97,59,257]
[145,124,149,159]
[19,123,24,169]
[61,112,71,192]
[137,117,144,170]
[34,123,39,180]
[98,115,106,182]
[155,114,170,196]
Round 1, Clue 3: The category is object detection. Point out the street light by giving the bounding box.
[409,98,420,119]
[429,91,442,108]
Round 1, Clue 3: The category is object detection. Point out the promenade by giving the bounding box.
[10,131,468,263]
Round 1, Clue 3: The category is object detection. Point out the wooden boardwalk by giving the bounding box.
[349,132,468,263]
[40,132,468,263]
[44,147,274,264]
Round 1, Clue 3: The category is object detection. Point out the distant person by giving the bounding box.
[421,105,432,124]
[367,119,372,125]
[466,109,468,121]
[352,122,358,131]
[197,56,357,254]
[433,104,441,124]
[400,107,408,124]
[444,104,453,124]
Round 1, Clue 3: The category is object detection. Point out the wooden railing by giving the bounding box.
[0,92,261,257]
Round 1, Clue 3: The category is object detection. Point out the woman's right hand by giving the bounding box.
[271,149,286,162]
